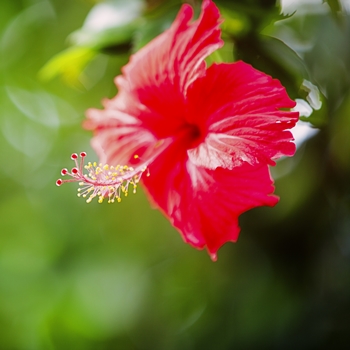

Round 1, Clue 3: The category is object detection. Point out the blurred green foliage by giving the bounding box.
[1,0,350,349]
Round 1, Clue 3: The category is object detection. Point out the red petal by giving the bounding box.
[187,62,299,169]
[84,107,156,166]
[119,0,222,94]
[85,0,223,162]
[143,143,278,261]
[94,0,223,139]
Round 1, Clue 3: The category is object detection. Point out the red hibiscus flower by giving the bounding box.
[66,0,298,260]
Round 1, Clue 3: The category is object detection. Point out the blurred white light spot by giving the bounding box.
[6,87,79,127]
[302,79,322,111]
[292,98,319,148]
[2,115,54,160]
[292,120,319,148]
[290,79,322,148]
[0,1,55,68]
[83,0,143,32]
[342,0,350,12]
[279,0,329,15]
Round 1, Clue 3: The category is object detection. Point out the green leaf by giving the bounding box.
[39,0,144,86]
[132,2,180,52]
[219,7,250,38]
[235,34,309,98]
[69,22,140,51]
[324,0,345,26]
[216,0,289,33]
[260,35,309,80]
[299,108,327,128]
[38,47,97,89]
[324,0,342,14]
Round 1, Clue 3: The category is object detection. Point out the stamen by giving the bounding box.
[56,152,147,204]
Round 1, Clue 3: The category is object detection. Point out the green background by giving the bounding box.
[0,0,350,349]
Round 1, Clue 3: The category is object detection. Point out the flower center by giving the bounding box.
[185,123,205,149]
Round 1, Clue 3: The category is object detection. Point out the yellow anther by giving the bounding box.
[61,151,148,205]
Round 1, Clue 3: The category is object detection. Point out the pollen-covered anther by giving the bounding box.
[56,151,148,204]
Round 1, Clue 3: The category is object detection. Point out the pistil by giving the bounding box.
[56,152,147,203]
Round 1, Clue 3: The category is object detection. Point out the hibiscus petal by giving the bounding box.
[85,0,224,160]
[143,143,278,261]
[84,106,156,166]
[187,62,299,169]
[109,0,223,138]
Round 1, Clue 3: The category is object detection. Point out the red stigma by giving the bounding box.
[56,179,63,186]
[72,168,79,174]
[71,153,78,160]
[61,168,68,176]
[80,152,87,157]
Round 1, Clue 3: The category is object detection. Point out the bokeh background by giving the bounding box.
[1,0,350,349]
